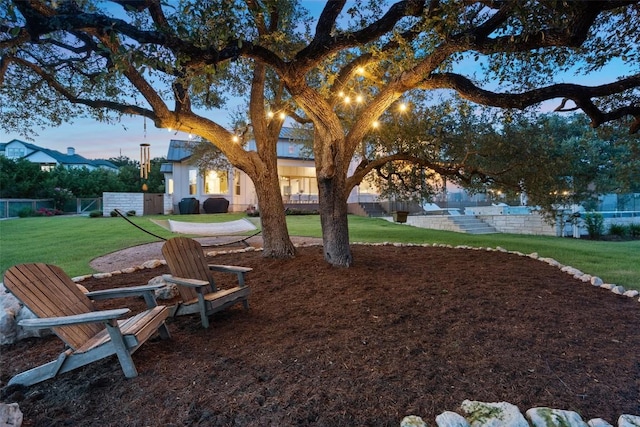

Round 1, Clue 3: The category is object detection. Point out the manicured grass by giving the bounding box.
[1,214,638,290]
[0,214,247,278]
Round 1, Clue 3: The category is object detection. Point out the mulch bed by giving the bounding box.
[1,244,639,426]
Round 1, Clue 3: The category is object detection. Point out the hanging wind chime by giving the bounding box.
[140,117,150,191]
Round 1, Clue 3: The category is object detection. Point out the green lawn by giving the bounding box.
[1,214,639,290]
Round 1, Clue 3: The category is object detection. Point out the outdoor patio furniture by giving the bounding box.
[161,237,252,328]
[3,263,171,386]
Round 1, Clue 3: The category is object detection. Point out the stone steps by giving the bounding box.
[447,216,497,234]
[359,202,387,217]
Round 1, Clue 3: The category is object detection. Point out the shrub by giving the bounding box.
[18,207,35,218]
[285,208,319,215]
[89,210,103,218]
[608,223,627,238]
[628,223,640,238]
[49,187,75,211]
[110,210,119,217]
[583,212,604,239]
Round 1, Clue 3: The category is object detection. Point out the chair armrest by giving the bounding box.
[18,308,131,329]
[86,284,165,300]
[87,284,166,308]
[208,264,253,274]
[162,274,208,288]
[208,264,252,287]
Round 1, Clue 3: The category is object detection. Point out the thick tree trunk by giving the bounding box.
[253,168,296,258]
[318,174,352,267]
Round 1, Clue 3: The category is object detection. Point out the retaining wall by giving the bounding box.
[103,192,144,216]
[404,213,639,237]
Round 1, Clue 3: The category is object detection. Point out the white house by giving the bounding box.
[0,139,118,172]
[162,129,309,213]
[161,128,381,214]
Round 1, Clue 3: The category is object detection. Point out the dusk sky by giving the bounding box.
[2,108,233,162]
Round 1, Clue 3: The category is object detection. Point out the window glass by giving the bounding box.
[234,170,241,196]
[189,169,197,195]
[204,170,229,194]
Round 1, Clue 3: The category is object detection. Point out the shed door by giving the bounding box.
[144,193,164,215]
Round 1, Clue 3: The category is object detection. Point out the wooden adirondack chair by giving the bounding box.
[3,263,171,387]
[161,237,252,328]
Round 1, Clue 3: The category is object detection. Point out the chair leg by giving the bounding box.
[158,322,171,340]
[199,308,210,328]
[197,294,210,328]
[105,321,138,378]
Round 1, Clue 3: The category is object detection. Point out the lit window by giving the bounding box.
[189,169,197,195]
[204,170,229,194]
[234,170,241,196]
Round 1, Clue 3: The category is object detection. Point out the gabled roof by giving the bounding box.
[23,148,90,165]
[166,139,197,162]
[1,139,118,170]
[92,159,119,169]
[165,127,313,166]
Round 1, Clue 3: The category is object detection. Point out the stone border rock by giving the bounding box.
[400,400,640,427]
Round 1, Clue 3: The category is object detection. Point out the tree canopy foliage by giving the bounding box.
[1,1,638,265]
[365,100,640,217]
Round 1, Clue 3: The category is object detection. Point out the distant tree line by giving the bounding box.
[0,156,166,209]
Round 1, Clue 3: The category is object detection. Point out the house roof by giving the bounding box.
[165,127,313,166]
[1,139,118,170]
[91,159,119,169]
[166,139,198,162]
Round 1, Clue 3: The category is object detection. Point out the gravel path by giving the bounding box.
[89,235,323,272]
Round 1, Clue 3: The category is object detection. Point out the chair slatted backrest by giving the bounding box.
[162,237,217,302]
[3,263,103,350]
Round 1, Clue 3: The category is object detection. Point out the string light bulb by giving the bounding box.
[267,111,274,118]
[398,102,408,112]
[372,121,380,129]
[278,112,286,120]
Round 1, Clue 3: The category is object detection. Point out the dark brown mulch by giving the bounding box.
[1,245,639,427]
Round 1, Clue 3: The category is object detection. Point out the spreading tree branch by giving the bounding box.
[423,72,640,133]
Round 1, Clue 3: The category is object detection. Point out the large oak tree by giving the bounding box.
[1,1,638,266]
